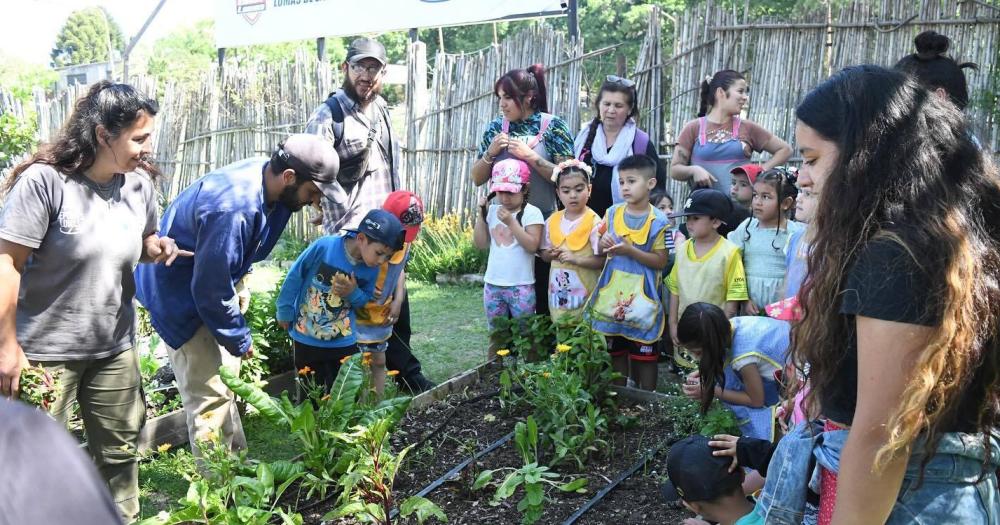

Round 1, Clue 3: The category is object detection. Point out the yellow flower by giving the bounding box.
[199,410,216,422]
[321,394,331,401]
[119,444,130,452]
[542,372,551,378]
[386,370,400,376]
[201,430,218,443]
[496,349,510,357]
[363,352,372,358]
[157,443,172,454]
[298,366,313,376]
[556,344,571,353]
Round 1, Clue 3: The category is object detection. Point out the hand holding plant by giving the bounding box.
[18,365,59,410]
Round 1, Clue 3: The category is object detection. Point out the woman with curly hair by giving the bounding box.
[779,65,1000,524]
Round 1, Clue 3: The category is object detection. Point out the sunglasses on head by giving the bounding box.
[606,75,635,88]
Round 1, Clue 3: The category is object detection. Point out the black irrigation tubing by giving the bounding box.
[406,386,522,452]
[559,437,679,525]
[388,430,515,520]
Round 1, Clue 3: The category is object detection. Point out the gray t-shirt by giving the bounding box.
[0,164,157,361]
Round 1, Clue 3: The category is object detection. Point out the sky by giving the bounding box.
[1,0,209,65]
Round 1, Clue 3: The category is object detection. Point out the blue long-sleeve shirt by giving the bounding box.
[276,233,378,348]
[135,158,291,356]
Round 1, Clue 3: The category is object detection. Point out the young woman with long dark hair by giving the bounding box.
[0,81,186,522]
[770,65,1000,524]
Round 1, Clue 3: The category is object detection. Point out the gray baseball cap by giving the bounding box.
[273,134,342,202]
[346,37,387,66]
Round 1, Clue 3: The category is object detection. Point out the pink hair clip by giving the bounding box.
[550,159,593,183]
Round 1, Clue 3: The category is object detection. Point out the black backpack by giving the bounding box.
[322,91,395,190]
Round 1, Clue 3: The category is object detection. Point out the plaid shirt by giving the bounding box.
[305,90,400,233]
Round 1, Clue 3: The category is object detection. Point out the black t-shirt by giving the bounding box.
[823,236,977,431]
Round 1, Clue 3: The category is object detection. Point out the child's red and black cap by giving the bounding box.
[660,434,743,504]
[668,188,733,223]
[382,191,424,243]
[730,163,764,185]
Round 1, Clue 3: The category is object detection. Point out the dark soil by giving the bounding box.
[296,362,692,524]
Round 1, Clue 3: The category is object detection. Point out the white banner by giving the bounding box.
[216,0,566,49]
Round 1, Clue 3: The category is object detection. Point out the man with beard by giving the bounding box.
[305,37,435,394]
[134,134,339,452]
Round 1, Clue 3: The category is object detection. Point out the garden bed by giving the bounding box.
[290,362,689,524]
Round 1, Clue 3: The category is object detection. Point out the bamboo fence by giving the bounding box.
[403,23,590,221]
[5,1,998,237]
[665,0,1000,208]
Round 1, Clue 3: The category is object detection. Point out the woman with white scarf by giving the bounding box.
[573,76,665,218]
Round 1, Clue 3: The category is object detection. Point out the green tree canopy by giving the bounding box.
[51,7,125,68]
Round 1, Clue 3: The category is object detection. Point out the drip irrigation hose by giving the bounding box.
[560,437,677,525]
[405,385,522,452]
[389,430,515,519]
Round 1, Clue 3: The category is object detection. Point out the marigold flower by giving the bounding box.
[298,366,313,376]
[386,370,400,376]
[157,443,172,454]
[340,355,352,364]
[556,344,571,353]
[496,349,510,357]
[363,352,372,358]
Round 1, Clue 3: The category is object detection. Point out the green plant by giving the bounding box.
[18,365,58,410]
[661,388,741,437]
[491,314,556,361]
[136,434,304,525]
[241,273,293,386]
[324,417,447,525]
[0,112,36,169]
[407,214,486,282]
[496,313,619,469]
[474,416,587,525]
[220,355,411,500]
[268,231,310,263]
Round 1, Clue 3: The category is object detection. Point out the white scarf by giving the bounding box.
[574,119,637,205]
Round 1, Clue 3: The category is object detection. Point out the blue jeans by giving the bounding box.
[756,422,1000,524]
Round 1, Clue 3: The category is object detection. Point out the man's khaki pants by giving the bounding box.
[168,279,250,454]
[43,347,145,524]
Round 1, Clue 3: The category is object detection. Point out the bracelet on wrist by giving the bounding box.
[482,152,495,164]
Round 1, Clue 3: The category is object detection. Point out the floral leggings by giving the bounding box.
[483,283,536,329]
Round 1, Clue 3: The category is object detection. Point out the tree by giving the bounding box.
[50,7,125,68]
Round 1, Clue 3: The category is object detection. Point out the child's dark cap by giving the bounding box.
[660,434,743,504]
[668,189,733,223]
[344,209,404,250]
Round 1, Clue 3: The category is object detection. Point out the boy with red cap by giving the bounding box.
[355,191,425,396]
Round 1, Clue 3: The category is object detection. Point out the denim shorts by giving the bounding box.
[756,422,1000,524]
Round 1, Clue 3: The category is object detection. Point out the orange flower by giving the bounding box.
[298,366,313,376]
[363,352,372,358]
[386,370,400,377]
[340,355,352,364]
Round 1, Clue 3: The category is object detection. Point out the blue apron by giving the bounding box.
[690,116,747,193]
[588,204,669,343]
[723,316,790,441]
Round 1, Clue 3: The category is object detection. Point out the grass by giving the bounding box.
[136,278,486,520]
